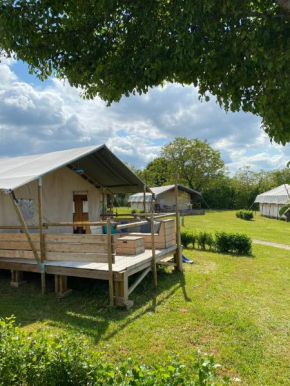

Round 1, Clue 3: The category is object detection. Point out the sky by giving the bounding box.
[0,56,289,174]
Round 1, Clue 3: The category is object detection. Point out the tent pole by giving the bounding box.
[143,185,146,213]
[174,174,183,272]
[38,178,46,293]
[9,192,44,273]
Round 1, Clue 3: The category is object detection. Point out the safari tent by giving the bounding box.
[0,145,145,233]
[128,184,202,214]
[255,184,290,219]
[0,145,181,307]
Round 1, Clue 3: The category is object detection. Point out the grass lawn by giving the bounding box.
[0,210,290,384]
[181,209,290,245]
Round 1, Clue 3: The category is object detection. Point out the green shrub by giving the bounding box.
[181,230,192,248]
[130,208,145,214]
[236,210,253,220]
[205,232,215,250]
[215,231,252,255]
[188,231,197,249]
[0,317,231,385]
[196,231,208,250]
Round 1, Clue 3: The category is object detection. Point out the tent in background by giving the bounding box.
[255,184,290,219]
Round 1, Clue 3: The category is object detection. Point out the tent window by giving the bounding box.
[19,199,34,221]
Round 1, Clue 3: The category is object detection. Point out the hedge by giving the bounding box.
[0,317,231,385]
[181,230,252,256]
[236,210,254,221]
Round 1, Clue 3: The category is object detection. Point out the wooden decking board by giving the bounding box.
[0,245,177,277]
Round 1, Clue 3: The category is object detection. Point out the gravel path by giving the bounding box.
[253,239,290,251]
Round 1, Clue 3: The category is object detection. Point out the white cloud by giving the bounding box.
[0,59,288,172]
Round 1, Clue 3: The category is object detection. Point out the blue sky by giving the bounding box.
[0,56,288,174]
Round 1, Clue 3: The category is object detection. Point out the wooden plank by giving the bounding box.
[116,246,145,255]
[45,243,114,253]
[44,221,114,227]
[45,266,110,280]
[0,241,40,251]
[163,220,175,229]
[128,267,151,295]
[116,220,149,230]
[0,233,40,242]
[0,250,35,259]
[45,251,115,263]
[44,234,113,244]
[0,260,40,272]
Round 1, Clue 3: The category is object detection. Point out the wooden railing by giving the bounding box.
[0,232,115,263]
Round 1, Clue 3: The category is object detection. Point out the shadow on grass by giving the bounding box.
[0,267,190,344]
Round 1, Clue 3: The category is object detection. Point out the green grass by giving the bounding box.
[1,211,290,384]
[181,210,290,245]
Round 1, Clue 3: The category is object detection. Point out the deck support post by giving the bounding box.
[10,270,26,288]
[54,275,72,298]
[38,178,46,294]
[150,215,158,288]
[9,192,45,273]
[114,272,133,309]
[107,218,115,306]
[174,174,183,272]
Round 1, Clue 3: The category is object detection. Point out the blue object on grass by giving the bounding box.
[182,255,193,264]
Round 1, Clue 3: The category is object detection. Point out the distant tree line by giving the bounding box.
[127,137,290,210]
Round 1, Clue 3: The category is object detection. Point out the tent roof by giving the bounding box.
[0,145,146,193]
[128,184,201,202]
[255,184,290,204]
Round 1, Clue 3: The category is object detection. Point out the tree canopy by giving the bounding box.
[1,1,290,143]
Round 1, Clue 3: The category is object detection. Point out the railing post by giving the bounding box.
[150,215,158,288]
[107,218,114,306]
[174,174,183,272]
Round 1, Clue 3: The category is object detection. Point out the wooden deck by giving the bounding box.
[0,244,178,307]
[0,245,177,277]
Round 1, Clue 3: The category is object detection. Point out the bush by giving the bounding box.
[236,210,254,220]
[181,230,192,248]
[196,231,208,250]
[0,317,231,385]
[130,208,145,214]
[215,231,252,255]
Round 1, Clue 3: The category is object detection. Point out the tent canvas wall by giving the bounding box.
[255,184,290,219]
[0,144,147,233]
[0,167,100,233]
[128,184,201,212]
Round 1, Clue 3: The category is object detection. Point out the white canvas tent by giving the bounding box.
[0,144,146,233]
[255,184,290,219]
[128,184,201,212]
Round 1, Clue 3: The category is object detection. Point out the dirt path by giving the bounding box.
[253,239,290,251]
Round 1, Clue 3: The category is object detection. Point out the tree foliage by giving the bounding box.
[161,137,225,191]
[1,1,290,142]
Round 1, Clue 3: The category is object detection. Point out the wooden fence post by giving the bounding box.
[107,218,114,306]
[174,174,183,272]
[150,215,157,288]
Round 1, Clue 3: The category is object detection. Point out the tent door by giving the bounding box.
[73,194,89,234]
